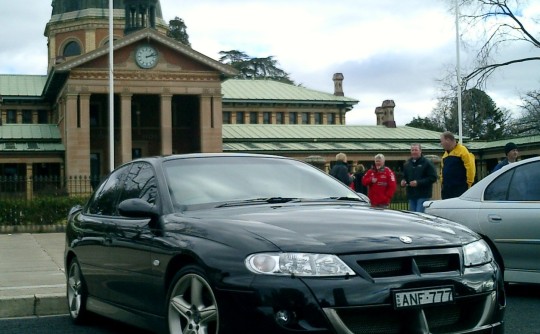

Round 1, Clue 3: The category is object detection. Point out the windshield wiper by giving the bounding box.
[326,196,363,201]
[216,197,299,208]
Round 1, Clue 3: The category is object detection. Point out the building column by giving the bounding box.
[199,94,222,152]
[79,93,92,194]
[26,163,33,200]
[64,93,79,181]
[64,92,91,195]
[160,94,173,155]
[120,93,133,163]
[426,155,442,200]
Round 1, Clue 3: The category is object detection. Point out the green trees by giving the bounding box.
[406,116,443,132]
[166,17,191,47]
[166,19,293,84]
[218,50,294,84]
[409,88,510,140]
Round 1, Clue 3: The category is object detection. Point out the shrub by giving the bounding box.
[0,196,88,226]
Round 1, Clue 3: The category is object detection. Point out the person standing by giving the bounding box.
[362,154,396,208]
[352,163,368,195]
[329,152,353,186]
[492,142,519,172]
[400,144,437,212]
[439,131,476,199]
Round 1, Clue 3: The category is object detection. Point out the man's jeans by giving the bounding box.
[408,198,429,212]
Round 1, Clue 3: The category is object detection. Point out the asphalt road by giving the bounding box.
[1,283,539,334]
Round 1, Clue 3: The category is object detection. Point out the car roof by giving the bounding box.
[120,153,293,169]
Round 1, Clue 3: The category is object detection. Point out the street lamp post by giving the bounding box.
[455,0,463,142]
[109,0,115,172]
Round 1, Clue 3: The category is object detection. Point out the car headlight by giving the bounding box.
[245,253,356,277]
[463,240,493,267]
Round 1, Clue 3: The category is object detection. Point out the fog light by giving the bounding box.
[275,310,292,326]
[483,279,495,291]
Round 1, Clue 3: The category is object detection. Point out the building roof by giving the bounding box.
[0,75,355,106]
[0,75,47,97]
[467,136,540,150]
[223,124,440,141]
[222,124,443,153]
[221,79,358,106]
[0,124,64,152]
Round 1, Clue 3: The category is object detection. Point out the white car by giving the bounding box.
[424,156,540,284]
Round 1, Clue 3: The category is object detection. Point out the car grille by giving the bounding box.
[357,253,461,278]
[324,292,497,334]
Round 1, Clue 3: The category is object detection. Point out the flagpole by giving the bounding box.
[109,0,115,171]
[455,0,463,142]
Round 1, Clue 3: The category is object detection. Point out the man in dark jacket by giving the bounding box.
[400,143,437,212]
[329,152,353,186]
[492,142,519,172]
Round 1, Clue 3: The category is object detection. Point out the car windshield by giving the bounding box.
[163,156,360,208]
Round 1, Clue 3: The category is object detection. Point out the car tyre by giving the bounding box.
[67,258,90,324]
[167,266,219,334]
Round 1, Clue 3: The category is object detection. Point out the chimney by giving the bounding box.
[375,100,397,128]
[332,73,344,96]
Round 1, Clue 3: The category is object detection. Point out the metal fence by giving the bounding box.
[0,174,410,210]
[0,175,97,200]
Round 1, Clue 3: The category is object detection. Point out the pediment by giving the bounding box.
[54,28,238,76]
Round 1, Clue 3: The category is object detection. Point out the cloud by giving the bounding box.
[1,0,538,125]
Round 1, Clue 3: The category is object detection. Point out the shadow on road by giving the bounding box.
[505,283,540,298]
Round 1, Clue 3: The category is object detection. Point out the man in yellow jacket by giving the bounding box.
[439,131,476,199]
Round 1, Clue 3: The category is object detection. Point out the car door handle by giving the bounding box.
[488,214,502,223]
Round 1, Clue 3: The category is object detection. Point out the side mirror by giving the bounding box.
[118,198,158,218]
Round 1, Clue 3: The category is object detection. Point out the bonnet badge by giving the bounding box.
[399,236,412,244]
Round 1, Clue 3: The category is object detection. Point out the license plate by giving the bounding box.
[393,286,454,309]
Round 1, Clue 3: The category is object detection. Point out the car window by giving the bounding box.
[163,156,357,207]
[117,162,158,206]
[508,161,540,201]
[485,161,540,201]
[86,165,130,215]
[484,169,513,201]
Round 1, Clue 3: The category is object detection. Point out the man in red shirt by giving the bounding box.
[362,154,397,208]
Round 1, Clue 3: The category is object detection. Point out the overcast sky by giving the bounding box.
[1,1,538,125]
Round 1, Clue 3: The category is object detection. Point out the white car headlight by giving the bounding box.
[245,253,356,277]
[463,240,493,267]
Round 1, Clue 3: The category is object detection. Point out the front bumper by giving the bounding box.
[218,247,505,334]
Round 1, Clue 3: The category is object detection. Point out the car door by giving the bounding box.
[479,160,540,275]
[75,164,131,301]
[103,162,162,314]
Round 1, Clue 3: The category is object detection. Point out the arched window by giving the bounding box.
[63,41,82,57]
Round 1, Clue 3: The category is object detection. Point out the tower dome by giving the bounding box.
[50,0,163,19]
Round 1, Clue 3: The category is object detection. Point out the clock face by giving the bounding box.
[135,45,158,69]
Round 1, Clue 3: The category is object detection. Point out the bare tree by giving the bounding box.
[511,90,540,135]
[457,0,540,88]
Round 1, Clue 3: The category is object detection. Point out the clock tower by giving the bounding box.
[44,0,166,72]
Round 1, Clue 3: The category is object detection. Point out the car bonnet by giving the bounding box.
[182,204,478,254]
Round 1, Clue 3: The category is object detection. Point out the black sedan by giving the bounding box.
[65,153,505,334]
